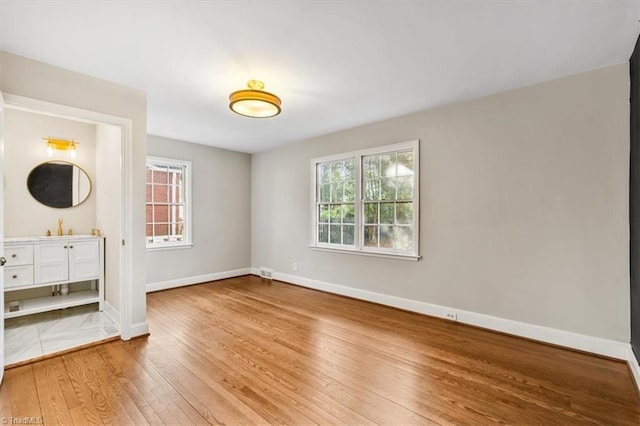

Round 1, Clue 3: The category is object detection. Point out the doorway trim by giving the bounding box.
[3,93,136,339]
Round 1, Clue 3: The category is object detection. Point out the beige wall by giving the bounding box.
[252,63,630,341]
[4,109,97,237]
[0,51,148,328]
[146,135,251,284]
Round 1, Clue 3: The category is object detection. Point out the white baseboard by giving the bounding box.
[103,301,120,330]
[628,347,640,395]
[258,270,630,361]
[146,268,252,293]
[128,321,149,339]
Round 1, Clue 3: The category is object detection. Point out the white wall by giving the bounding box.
[4,109,97,237]
[0,51,148,332]
[146,135,251,287]
[95,123,122,312]
[252,63,630,342]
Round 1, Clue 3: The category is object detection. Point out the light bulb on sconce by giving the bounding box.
[44,137,79,159]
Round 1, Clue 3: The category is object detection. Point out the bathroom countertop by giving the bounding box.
[4,234,105,243]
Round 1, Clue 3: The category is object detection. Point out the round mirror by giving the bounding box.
[27,161,91,208]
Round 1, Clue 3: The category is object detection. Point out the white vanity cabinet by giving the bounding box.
[3,235,104,318]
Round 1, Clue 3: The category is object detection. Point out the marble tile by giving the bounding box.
[40,327,111,355]
[4,324,43,365]
[4,305,120,365]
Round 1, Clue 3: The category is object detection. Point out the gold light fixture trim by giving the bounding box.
[229,80,281,118]
[44,137,79,158]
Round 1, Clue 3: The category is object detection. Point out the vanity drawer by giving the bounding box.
[4,265,34,288]
[4,245,34,266]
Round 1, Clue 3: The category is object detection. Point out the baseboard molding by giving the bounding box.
[628,347,640,396]
[146,268,252,293]
[103,301,120,330]
[257,270,630,361]
[128,321,149,339]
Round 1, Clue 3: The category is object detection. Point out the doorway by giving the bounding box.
[2,94,134,366]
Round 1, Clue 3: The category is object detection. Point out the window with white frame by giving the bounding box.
[311,140,419,259]
[146,156,192,249]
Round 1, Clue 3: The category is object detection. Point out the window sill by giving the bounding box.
[309,245,421,261]
[146,243,194,252]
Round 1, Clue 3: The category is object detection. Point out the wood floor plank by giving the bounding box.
[32,357,77,425]
[2,275,640,424]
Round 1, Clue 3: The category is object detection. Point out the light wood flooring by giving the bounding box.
[1,275,639,424]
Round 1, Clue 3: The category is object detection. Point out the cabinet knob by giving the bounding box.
[63,245,68,249]
[11,253,17,258]
[12,275,17,279]
[70,245,74,249]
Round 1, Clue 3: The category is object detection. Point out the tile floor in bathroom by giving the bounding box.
[4,303,119,365]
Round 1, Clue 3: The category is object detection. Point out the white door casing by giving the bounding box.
[1,93,139,344]
[0,90,5,384]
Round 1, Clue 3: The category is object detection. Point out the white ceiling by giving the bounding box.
[1,1,638,153]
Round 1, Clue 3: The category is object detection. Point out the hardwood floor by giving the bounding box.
[1,275,639,425]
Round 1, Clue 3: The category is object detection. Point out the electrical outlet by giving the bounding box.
[445,312,457,321]
[292,262,298,271]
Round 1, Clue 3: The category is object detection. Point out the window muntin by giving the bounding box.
[312,140,419,259]
[146,157,192,249]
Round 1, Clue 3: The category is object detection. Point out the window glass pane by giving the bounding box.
[381,153,396,177]
[342,204,354,223]
[320,184,331,202]
[379,225,394,248]
[330,225,341,244]
[343,225,354,245]
[146,223,153,237]
[146,184,152,202]
[363,156,380,179]
[331,182,344,202]
[395,226,413,251]
[381,178,396,200]
[153,205,168,222]
[364,225,378,247]
[397,151,414,175]
[146,204,153,226]
[318,224,328,243]
[364,203,378,224]
[344,182,355,202]
[364,179,380,201]
[318,163,330,184]
[146,167,153,183]
[153,169,169,184]
[331,161,343,183]
[397,176,413,200]
[319,204,330,223]
[396,202,413,225]
[344,159,355,180]
[154,223,169,237]
[380,203,394,224]
[153,184,168,203]
[330,205,341,223]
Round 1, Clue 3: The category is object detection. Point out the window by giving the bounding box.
[146,156,192,249]
[311,140,419,259]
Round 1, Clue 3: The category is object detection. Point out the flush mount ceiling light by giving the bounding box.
[44,137,79,158]
[229,80,281,118]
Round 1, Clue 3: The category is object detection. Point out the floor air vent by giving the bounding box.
[260,267,274,280]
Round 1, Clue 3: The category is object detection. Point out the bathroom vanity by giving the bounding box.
[3,235,104,318]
